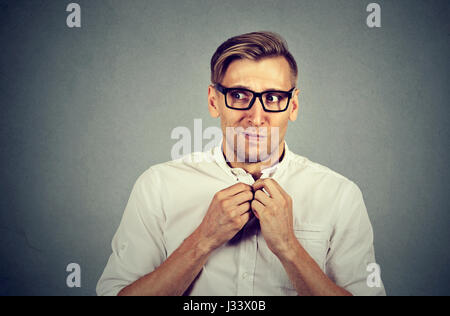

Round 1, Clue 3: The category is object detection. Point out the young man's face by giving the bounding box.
[208,56,299,163]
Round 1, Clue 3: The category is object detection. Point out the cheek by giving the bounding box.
[269,117,289,134]
[220,110,245,128]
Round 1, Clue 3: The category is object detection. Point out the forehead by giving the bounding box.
[221,56,292,91]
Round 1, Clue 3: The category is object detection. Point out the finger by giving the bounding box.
[239,210,251,225]
[251,199,265,220]
[224,182,253,197]
[229,190,254,206]
[252,178,280,198]
[254,189,271,206]
[265,178,290,200]
[235,201,251,216]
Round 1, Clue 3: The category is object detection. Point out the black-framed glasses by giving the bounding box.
[215,83,296,113]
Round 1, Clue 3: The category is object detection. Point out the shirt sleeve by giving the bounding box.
[96,168,167,296]
[325,181,386,296]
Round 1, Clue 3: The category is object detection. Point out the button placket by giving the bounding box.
[230,168,258,295]
[236,218,258,295]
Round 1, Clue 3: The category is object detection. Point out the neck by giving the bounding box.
[222,142,285,181]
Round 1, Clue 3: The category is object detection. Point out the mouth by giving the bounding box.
[239,130,268,142]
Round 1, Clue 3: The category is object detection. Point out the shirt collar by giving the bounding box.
[212,138,291,180]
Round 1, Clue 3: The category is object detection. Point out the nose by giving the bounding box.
[247,97,266,126]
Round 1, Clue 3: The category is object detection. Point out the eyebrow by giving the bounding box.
[228,84,290,92]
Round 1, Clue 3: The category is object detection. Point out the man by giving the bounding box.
[97,31,386,296]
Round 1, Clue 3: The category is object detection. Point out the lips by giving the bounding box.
[244,133,266,138]
[240,131,268,142]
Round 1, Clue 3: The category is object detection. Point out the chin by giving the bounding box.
[241,146,274,163]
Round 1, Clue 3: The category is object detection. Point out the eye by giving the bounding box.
[231,91,245,99]
[229,90,250,101]
[266,94,283,103]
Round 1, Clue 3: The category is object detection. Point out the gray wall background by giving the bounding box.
[0,0,449,296]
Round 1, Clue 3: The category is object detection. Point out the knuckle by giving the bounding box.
[225,212,234,221]
[215,191,224,200]
[220,199,229,210]
[226,206,236,216]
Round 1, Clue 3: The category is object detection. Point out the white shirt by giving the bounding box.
[97,142,386,296]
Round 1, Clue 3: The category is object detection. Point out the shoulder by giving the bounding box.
[134,149,216,186]
[285,151,367,230]
[288,151,353,181]
[285,150,363,197]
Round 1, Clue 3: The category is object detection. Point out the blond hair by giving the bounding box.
[210,31,298,85]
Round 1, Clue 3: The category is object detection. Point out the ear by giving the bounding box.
[208,85,220,118]
[288,88,300,122]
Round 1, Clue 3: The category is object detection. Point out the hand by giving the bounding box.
[196,183,253,252]
[251,178,297,258]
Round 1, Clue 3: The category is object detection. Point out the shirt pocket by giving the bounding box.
[293,223,330,272]
[269,223,330,293]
